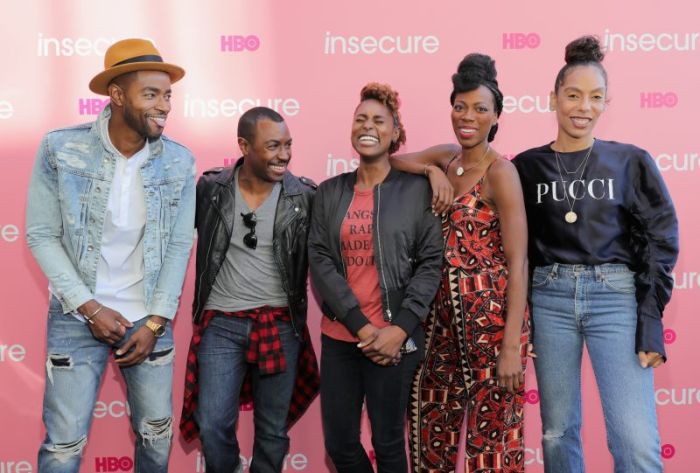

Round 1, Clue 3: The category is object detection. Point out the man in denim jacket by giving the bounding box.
[25,39,195,472]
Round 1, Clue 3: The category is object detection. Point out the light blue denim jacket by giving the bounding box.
[26,106,196,319]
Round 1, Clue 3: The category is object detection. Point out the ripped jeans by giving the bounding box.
[38,296,174,473]
[531,264,662,473]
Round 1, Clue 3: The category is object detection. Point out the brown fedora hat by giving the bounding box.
[89,38,185,95]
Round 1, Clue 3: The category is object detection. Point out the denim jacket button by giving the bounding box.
[87,245,94,252]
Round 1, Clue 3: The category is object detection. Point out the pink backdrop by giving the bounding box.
[1,1,698,471]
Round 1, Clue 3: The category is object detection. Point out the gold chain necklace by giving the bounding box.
[553,140,595,224]
[456,145,490,176]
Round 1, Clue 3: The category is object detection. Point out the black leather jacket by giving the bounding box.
[308,168,443,337]
[192,158,316,335]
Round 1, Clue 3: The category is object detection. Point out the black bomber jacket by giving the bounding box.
[192,158,316,335]
[308,168,443,337]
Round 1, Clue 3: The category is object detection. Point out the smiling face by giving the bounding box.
[351,99,399,161]
[112,70,172,140]
[551,64,606,146]
[450,86,498,149]
[239,118,292,183]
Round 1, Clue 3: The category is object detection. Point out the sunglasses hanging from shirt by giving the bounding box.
[554,140,595,224]
[241,211,258,249]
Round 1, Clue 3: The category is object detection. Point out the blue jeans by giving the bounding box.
[38,297,175,473]
[194,314,300,473]
[531,264,662,473]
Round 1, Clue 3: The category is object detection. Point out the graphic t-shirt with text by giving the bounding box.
[321,188,388,342]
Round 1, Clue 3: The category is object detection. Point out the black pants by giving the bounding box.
[320,330,425,473]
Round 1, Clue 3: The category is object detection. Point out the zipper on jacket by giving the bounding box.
[375,184,392,321]
[194,219,219,321]
[272,244,298,337]
[338,193,355,279]
[272,195,303,337]
[194,192,230,322]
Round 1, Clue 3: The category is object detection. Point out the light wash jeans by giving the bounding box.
[194,315,300,473]
[38,296,175,473]
[531,263,662,473]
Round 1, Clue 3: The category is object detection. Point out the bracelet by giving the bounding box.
[84,305,103,325]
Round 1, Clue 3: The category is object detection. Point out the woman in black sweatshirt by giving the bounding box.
[510,36,677,473]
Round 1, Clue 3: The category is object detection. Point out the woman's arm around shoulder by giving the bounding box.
[391,143,461,215]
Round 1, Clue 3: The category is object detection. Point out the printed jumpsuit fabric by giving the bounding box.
[409,178,529,473]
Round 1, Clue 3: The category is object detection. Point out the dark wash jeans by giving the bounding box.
[320,329,425,473]
[194,314,300,473]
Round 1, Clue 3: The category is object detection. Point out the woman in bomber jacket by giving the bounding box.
[308,83,443,473]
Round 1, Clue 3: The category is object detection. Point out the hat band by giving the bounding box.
[112,54,164,67]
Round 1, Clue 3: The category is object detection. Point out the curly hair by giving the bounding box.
[554,35,608,93]
[359,82,407,155]
[450,53,503,142]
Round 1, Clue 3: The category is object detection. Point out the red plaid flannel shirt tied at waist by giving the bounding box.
[180,306,319,442]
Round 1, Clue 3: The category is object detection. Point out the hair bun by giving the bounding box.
[565,35,605,64]
[454,53,498,87]
[449,52,503,141]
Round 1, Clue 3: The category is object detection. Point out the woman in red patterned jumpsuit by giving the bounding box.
[392,53,530,473]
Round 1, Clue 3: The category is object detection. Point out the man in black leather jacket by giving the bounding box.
[180,107,318,473]
[191,146,315,332]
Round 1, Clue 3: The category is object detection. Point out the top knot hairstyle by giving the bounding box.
[450,53,503,142]
[554,35,608,93]
[359,82,407,155]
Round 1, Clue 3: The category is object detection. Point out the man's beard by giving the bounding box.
[123,103,161,141]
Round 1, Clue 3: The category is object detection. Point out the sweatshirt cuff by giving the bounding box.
[344,307,371,336]
[636,314,667,360]
[392,308,421,337]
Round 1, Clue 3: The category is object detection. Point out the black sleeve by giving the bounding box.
[392,183,444,335]
[307,182,370,335]
[194,175,207,230]
[628,152,679,359]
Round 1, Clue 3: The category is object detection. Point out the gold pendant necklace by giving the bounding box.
[565,211,578,223]
[553,140,595,224]
[456,145,490,176]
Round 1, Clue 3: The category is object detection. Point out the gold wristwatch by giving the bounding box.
[145,319,166,338]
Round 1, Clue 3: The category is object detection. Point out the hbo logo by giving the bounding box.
[640,92,678,108]
[502,33,541,49]
[94,457,133,472]
[661,444,676,459]
[220,35,260,52]
[524,389,540,404]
